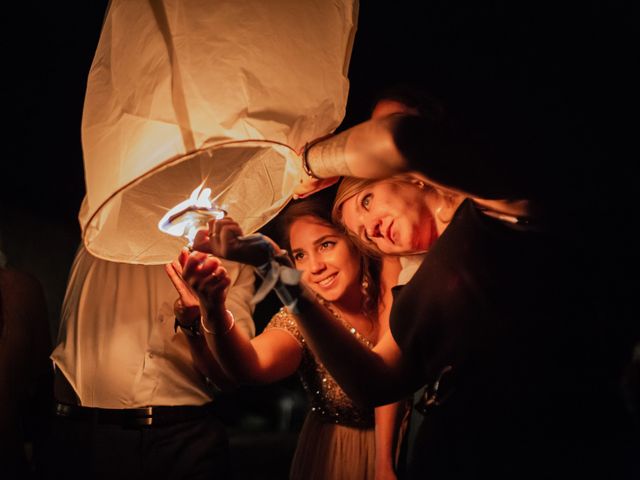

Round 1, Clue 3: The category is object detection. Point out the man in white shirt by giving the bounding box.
[46,244,255,479]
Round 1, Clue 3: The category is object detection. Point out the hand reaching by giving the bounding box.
[164,253,201,325]
[191,216,282,267]
[175,250,231,316]
[292,176,340,200]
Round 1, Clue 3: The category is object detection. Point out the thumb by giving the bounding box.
[178,248,190,267]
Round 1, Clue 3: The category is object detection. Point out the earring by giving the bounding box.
[416,180,426,189]
[360,276,372,313]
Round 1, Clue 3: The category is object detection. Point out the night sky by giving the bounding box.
[0,6,636,476]
[3,3,107,226]
[1,2,635,333]
[3,2,635,217]
[2,2,435,225]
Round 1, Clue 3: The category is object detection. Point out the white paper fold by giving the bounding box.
[80,0,358,264]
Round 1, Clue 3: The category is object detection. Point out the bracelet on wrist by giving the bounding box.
[300,133,335,180]
[301,142,319,179]
[200,310,235,335]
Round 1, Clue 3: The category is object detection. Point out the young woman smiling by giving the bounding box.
[168,195,405,479]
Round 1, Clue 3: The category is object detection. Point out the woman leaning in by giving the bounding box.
[167,193,406,479]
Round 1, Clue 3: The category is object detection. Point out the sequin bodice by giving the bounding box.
[265,308,375,428]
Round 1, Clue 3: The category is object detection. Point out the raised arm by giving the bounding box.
[165,259,236,391]
[176,251,302,385]
[190,216,421,406]
[299,113,533,212]
[297,115,406,188]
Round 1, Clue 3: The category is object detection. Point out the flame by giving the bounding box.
[158,182,225,245]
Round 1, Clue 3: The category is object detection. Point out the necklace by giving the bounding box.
[321,299,376,347]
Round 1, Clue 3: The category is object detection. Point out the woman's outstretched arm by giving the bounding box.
[167,253,302,385]
[190,217,421,405]
[288,289,418,407]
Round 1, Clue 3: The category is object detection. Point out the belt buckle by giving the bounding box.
[126,406,154,427]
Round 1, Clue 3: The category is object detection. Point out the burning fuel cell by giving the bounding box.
[158,184,226,247]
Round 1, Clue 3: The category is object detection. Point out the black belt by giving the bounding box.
[54,402,215,427]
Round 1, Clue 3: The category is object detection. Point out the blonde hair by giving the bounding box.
[332,174,433,256]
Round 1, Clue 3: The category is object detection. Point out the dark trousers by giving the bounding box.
[43,409,231,480]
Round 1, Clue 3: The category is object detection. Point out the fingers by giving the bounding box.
[171,258,184,275]
[211,217,243,240]
[178,248,190,268]
[192,230,213,254]
[180,252,230,303]
[182,252,219,286]
[292,176,340,199]
[173,297,183,313]
[165,259,203,309]
[201,265,231,297]
[218,222,243,250]
[206,217,245,259]
[192,265,230,306]
[164,262,190,297]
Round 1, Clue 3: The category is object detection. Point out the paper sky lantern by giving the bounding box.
[79,0,358,264]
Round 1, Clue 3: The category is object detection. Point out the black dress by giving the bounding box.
[390,198,637,479]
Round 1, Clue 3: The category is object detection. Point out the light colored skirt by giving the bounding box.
[290,411,376,479]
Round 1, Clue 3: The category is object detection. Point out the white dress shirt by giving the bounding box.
[51,245,255,408]
[398,254,427,286]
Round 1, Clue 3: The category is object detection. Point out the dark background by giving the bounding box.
[2,1,635,329]
[1,1,637,477]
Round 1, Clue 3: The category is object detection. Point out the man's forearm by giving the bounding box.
[305,128,353,178]
[306,116,409,180]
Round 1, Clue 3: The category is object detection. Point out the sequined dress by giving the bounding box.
[266,308,376,479]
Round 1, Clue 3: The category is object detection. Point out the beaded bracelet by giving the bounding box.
[300,133,335,180]
[301,142,319,179]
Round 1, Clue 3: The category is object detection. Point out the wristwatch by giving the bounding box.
[174,316,202,338]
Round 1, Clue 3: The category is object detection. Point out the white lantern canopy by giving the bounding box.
[80,0,358,264]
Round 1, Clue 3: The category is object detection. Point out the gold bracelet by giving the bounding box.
[200,310,235,335]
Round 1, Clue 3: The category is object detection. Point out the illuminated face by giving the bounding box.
[340,180,437,255]
[289,217,361,304]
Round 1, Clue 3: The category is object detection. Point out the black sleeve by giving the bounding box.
[392,114,547,201]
